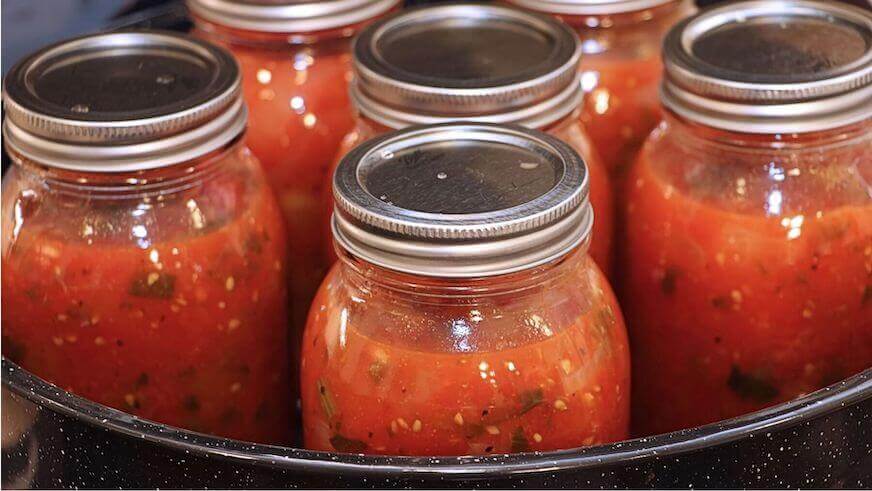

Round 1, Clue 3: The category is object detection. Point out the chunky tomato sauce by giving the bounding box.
[1,147,291,444]
[578,56,662,180]
[302,252,629,455]
[322,113,614,275]
[623,121,872,435]
[540,1,693,183]
[193,23,364,328]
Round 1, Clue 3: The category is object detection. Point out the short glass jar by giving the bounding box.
[303,123,630,455]
[509,0,695,182]
[323,3,614,275]
[188,0,401,328]
[1,32,291,444]
[621,1,872,435]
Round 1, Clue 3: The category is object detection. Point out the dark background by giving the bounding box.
[3,0,870,75]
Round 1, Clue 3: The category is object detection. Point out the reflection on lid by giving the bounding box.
[692,18,868,83]
[371,18,563,89]
[361,141,560,215]
[32,51,213,119]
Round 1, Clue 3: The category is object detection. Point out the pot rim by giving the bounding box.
[3,359,870,478]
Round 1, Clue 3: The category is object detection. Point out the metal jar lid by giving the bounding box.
[351,3,583,130]
[332,122,592,278]
[187,0,402,33]
[662,0,872,134]
[2,31,245,173]
[507,0,677,16]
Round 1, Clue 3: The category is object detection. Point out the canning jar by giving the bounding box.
[323,3,614,275]
[508,0,694,182]
[302,123,630,455]
[188,0,401,328]
[1,32,291,444]
[622,1,872,435]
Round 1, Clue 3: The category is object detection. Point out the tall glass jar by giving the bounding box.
[323,4,614,275]
[1,32,291,444]
[508,0,695,182]
[622,1,872,436]
[188,0,401,329]
[302,123,630,455]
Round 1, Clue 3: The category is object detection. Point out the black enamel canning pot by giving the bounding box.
[2,359,870,488]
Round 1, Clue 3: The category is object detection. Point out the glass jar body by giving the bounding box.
[622,115,872,435]
[301,248,630,455]
[1,141,292,444]
[192,20,369,328]
[322,112,615,276]
[553,1,694,182]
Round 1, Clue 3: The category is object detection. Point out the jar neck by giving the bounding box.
[554,0,691,30]
[191,14,372,47]
[355,107,581,135]
[540,108,583,134]
[336,245,587,305]
[8,136,244,200]
[663,110,872,153]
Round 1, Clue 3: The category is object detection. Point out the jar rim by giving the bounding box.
[186,0,402,33]
[332,122,592,278]
[1,30,246,172]
[507,0,677,16]
[351,3,583,130]
[662,0,872,133]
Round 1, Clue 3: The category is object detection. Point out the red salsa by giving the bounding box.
[190,0,400,328]
[512,0,695,180]
[303,252,629,455]
[2,145,291,443]
[624,120,872,435]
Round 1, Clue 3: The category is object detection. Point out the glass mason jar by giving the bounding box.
[508,0,695,182]
[303,123,630,456]
[323,4,614,276]
[188,0,402,329]
[1,32,291,444]
[622,2,872,436]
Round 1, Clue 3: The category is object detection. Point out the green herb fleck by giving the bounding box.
[464,423,485,439]
[255,401,270,422]
[220,408,241,424]
[183,395,200,412]
[518,388,545,415]
[24,287,41,301]
[727,365,778,403]
[711,296,730,309]
[129,272,176,299]
[330,434,367,453]
[369,360,387,384]
[2,335,26,364]
[317,379,337,420]
[244,234,263,254]
[661,267,679,296]
[510,427,530,453]
[135,373,149,388]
